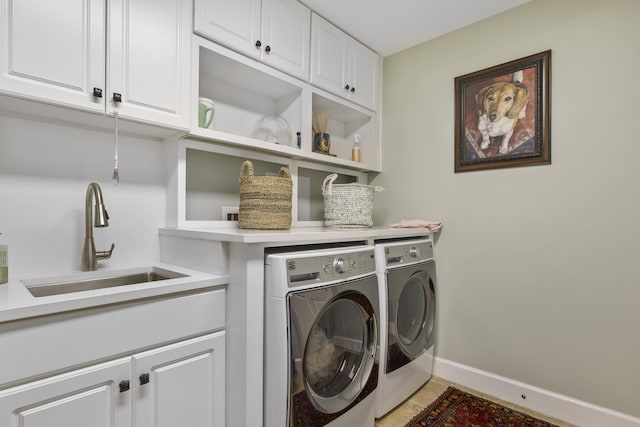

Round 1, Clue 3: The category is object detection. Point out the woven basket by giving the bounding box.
[322,173,384,229]
[238,160,292,229]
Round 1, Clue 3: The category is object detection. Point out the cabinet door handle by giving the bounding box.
[255,40,262,48]
[112,92,122,103]
[92,87,103,98]
[119,380,130,393]
[344,84,350,90]
[350,87,355,93]
[139,373,150,385]
[265,45,271,53]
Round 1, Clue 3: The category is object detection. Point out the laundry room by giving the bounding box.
[1,1,639,427]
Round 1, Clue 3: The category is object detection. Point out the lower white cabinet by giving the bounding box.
[0,332,225,427]
[134,333,225,427]
[0,358,131,427]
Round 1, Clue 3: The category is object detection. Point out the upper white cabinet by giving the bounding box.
[0,0,191,129]
[310,13,379,111]
[194,0,310,80]
[194,0,261,57]
[0,0,106,113]
[108,0,191,128]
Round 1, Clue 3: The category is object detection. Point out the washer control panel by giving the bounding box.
[286,249,376,287]
[384,240,433,267]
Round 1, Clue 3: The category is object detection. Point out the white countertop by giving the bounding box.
[159,225,434,244]
[1,226,434,323]
[0,263,228,323]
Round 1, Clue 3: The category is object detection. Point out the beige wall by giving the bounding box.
[374,0,640,417]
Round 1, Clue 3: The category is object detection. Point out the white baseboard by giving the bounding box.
[433,357,640,427]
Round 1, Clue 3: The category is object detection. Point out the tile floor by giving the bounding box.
[374,376,576,427]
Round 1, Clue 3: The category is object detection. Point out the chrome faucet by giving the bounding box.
[81,182,115,271]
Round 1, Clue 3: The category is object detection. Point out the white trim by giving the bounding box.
[433,357,640,427]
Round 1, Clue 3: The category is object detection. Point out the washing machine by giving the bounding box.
[374,238,436,418]
[264,245,380,427]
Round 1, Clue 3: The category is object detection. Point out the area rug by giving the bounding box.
[404,386,559,427]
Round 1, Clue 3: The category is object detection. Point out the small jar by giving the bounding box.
[313,133,331,155]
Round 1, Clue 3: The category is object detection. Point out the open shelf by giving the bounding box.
[185,149,288,222]
[188,35,381,172]
[310,89,378,169]
[194,39,305,151]
[165,139,368,229]
[296,164,361,223]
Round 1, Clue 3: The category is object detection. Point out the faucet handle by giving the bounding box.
[96,243,115,260]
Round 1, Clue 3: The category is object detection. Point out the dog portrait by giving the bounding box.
[476,71,529,154]
[454,50,550,172]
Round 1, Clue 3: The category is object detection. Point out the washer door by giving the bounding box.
[288,276,379,425]
[386,262,436,373]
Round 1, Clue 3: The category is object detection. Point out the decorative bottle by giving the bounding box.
[351,134,361,162]
[0,233,7,284]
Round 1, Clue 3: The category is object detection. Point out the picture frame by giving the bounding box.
[454,50,551,172]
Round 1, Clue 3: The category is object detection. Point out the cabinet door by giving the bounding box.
[133,332,226,427]
[261,0,310,80]
[348,40,379,111]
[0,358,131,427]
[108,0,191,129]
[194,0,261,59]
[0,0,105,112]
[310,13,348,97]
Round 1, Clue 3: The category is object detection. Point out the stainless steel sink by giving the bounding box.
[24,267,188,297]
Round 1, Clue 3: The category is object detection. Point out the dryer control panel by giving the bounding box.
[383,240,433,267]
[286,249,376,287]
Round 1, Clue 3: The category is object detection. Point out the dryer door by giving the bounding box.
[288,275,379,424]
[386,261,436,373]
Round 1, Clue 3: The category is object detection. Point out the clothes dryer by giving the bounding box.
[374,238,436,418]
[265,246,379,427]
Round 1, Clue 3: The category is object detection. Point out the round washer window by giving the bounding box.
[394,271,435,360]
[397,275,428,346]
[303,294,375,414]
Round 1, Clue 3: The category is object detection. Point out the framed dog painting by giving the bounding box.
[454,50,551,172]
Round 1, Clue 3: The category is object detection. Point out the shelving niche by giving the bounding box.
[165,35,379,229]
[189,35,381,172]
[311,90,377,166]
[296,164,361,223]
[165,139,367,229]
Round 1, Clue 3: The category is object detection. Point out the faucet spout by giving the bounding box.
[82,182,115,271]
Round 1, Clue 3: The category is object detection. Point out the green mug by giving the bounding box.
[198,97,215,128]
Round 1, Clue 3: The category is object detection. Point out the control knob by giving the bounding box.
[408,246,422,258]
[333,257,347,273]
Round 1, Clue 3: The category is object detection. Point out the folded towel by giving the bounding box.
[390,219,443,231]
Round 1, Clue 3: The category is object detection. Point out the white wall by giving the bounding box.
[374,0,640,418]
[0,115,166,278]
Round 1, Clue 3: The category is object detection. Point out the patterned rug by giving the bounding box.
[404,386,559,427]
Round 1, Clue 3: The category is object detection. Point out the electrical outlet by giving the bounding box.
[221,206,239,221]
